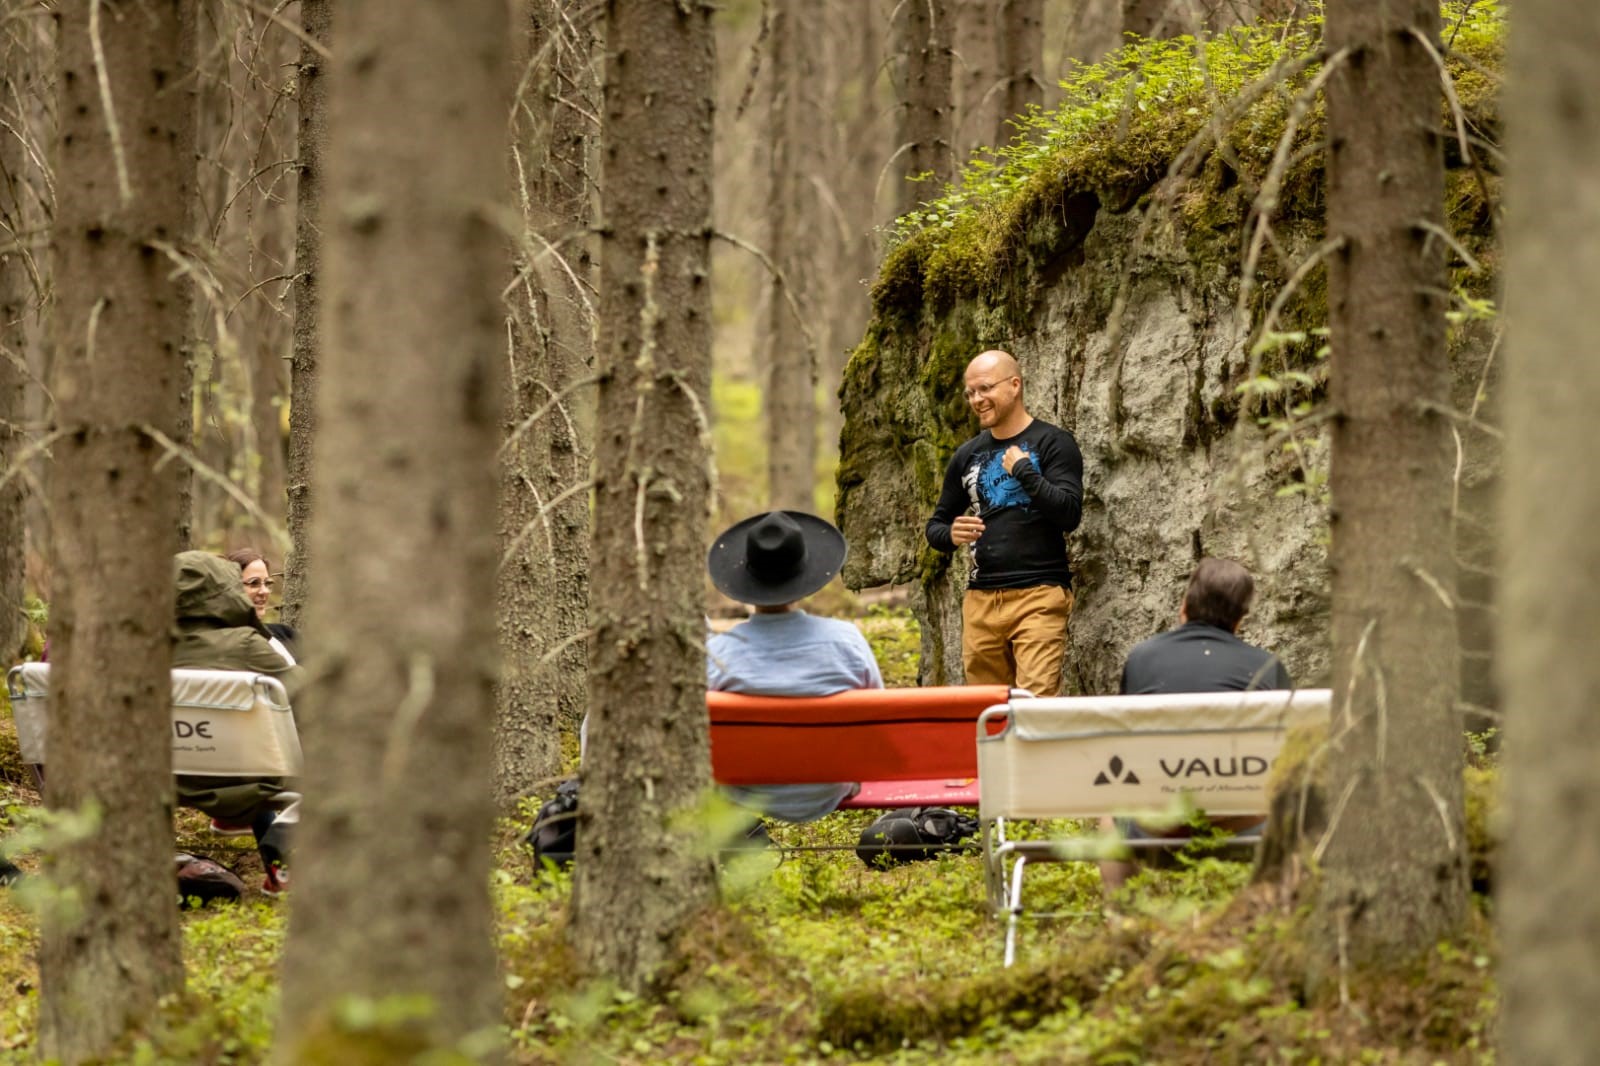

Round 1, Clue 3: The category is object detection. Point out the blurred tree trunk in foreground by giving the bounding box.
[570,0,719,993]
[277,0,509,1054]
[497,0,599,798]
[38,2,195,1060]
[1499,2,1600,1061]
[1313,0,1467,973]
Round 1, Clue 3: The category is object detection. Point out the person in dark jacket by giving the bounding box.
[1101,558,1293,889]
[172,550,301,893]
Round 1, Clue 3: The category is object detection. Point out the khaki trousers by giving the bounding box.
[961,585,1074,697]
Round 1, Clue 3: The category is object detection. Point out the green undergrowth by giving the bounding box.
[0,793,1498,1064]
[0,638,1499,1063]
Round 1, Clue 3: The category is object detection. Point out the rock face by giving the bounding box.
[837,196,1498,698]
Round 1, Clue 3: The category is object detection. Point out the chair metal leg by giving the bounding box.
[1004,854,1029,968]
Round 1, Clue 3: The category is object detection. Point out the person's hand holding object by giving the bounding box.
[951,515,985,546]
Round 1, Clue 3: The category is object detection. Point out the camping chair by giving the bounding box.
[7,662,304,819]
[976,687,1331,966]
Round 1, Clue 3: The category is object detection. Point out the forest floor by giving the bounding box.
[0,609,1497,1065]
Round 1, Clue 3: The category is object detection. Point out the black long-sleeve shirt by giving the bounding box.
[925,418,1084,589]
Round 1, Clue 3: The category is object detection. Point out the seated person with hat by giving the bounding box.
[706,511,884,825]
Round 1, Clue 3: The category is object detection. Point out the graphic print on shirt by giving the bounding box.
[962,445,1034,517]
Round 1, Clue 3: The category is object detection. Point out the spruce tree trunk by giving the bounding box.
[895,0,953,217]
[0,16,33,661]
[276,0,509,1053]
[953,0,998,160]
[497,0,598,798]
[1313,0,1467,971]
[764,0,818,513]
[997,0,1043,144]
[569,0,719,992]
[1499,3,1600,1058]
[39,3,194,1060]
[281,0,328,631]
[818,0,886,464]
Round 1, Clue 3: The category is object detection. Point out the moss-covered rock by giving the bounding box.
[837,5,1505,694]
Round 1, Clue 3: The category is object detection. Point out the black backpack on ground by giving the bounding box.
[525,778,580,870]
[175,852,247,905]
[855,807,980,868]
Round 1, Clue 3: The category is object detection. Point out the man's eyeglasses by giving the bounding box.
[964,378,1013,402]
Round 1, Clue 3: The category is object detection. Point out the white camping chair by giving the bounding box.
[8,662,304,820]
[976,688,1331,966]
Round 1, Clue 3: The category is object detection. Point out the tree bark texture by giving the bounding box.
[569,0,719,992]
[497,0,599,798]
[0,14,38,661]
[819,0,885,461]
[281,0,328,631]
[39,3,194,1060]
[276,0,509,1054]
[1499,4,1600,1060]
[997,0,1043,145]
[953,0,999,160]
[764,0,819,513]
[1314,0,1468,971]
[895,0,954,216]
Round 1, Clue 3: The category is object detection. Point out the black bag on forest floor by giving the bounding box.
[174,852,247,905]
[525,779,580,870]
[855,807,979,868]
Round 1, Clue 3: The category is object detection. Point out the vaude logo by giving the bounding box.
[1094,754,1272,786]
[174,720,214,739]
[1093,756,1139,786]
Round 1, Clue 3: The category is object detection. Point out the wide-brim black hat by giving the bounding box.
[707,511,847,607]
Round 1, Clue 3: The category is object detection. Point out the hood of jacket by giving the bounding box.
[174,550,272,638]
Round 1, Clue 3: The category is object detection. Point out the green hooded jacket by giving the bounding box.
[170,550,301,819]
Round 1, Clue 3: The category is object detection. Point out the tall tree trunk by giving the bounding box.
[281,0,328,631]
[1499,3,1600,1059]
[895,0,954,216]
[14,10,53,600]
[997,0,1043,145]
[822,0,886,457]
[1313,0,1467,972]
[953,0,999,160]
[764,0,818,513]
[1122,0,1178,39]
[39,2,195,1060]
[497,0,598,798]
[0,14,36,661]
[569,0,719,992]
[276,0,509,1053]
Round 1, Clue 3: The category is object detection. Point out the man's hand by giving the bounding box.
[1001,445,1029,474]
[951,515,985,546]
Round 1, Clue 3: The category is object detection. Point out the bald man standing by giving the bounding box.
[925,350,1084,696]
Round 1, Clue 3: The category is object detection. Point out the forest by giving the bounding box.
[0,0,1593,1063]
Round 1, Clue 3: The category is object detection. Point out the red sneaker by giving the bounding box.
[261,863,290,897]
[209,817,254,837]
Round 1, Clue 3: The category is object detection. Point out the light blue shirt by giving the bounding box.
[708,610,884,822]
